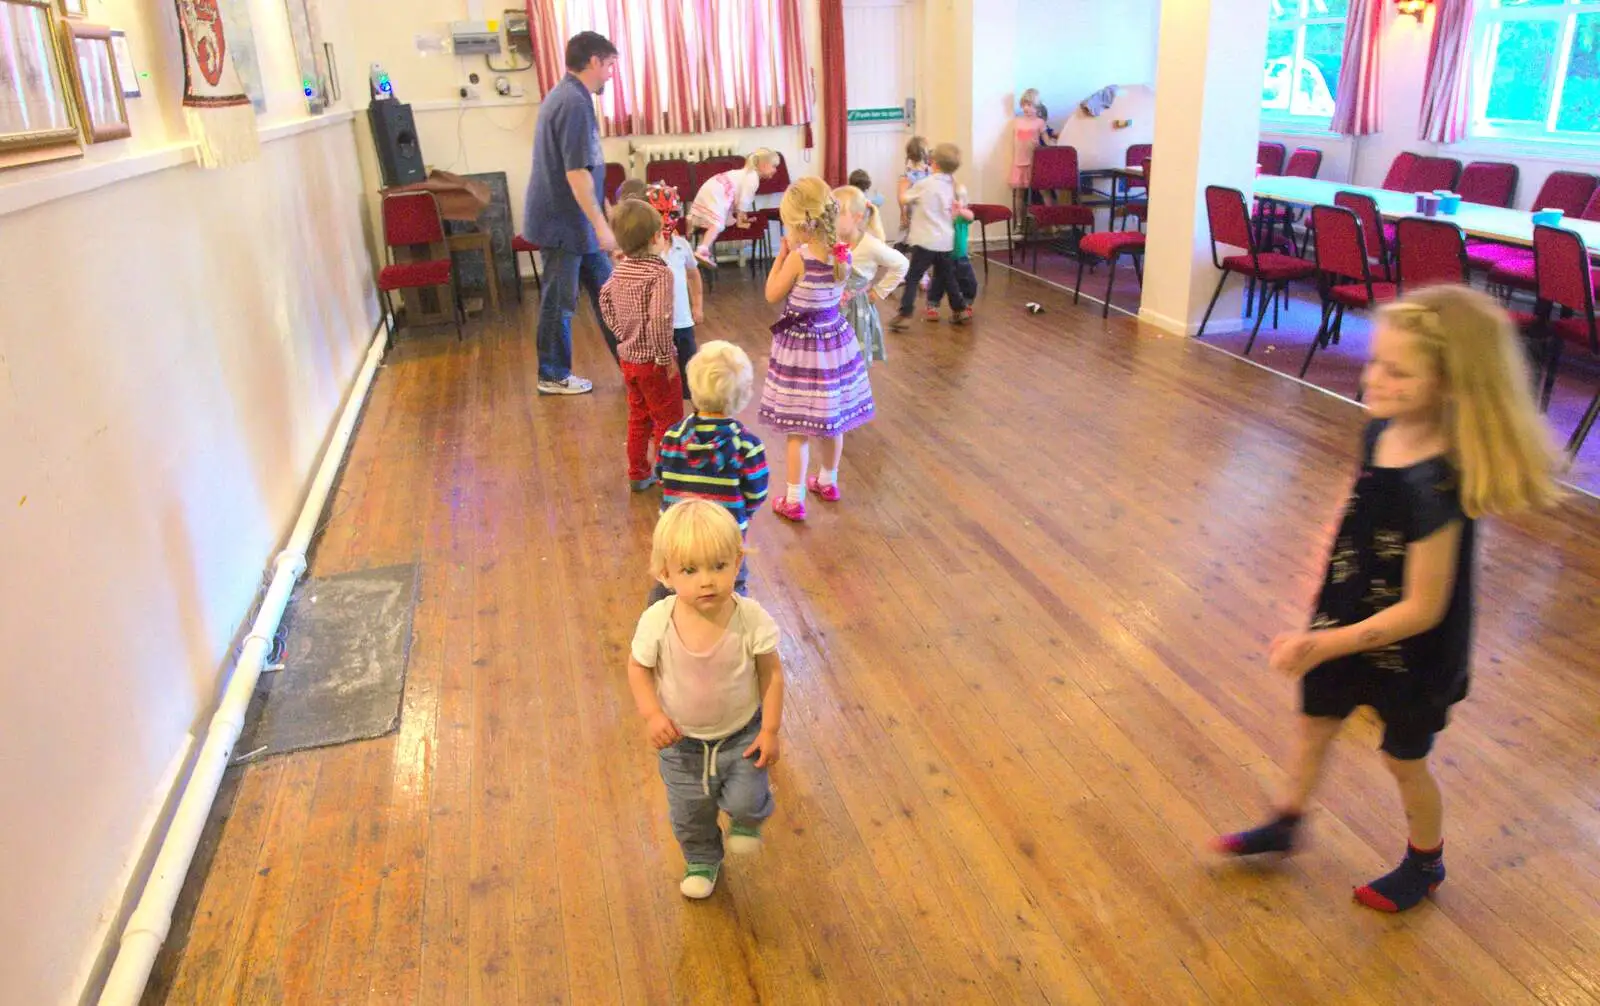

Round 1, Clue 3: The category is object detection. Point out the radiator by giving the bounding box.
[631,140,740,173]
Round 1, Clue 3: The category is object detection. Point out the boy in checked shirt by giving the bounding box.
[600,199,685,490]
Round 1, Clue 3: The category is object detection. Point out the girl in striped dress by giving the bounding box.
[758,177,876,522]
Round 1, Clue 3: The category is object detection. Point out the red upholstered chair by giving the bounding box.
[1470,171,1599,283]
[1513,225,1600,414]
[1405,156,1462,193]
[1381,152,1420,191]
[1305,204,1397,378]
[1457,161,1519,208]
[1284,147,1323,178]
[1116,156,1153,232]
[1335,191,1392,282]
[1122,142,1153,199]
[1027,145,1097,271]
[604,162,627,204]
[1257,141,1287,177]
[969,203,1015,274]
[1074,158,1148,317]
[510,235,543,303]
[378,191,462,339]
[1196,184,1316,343]
[1394,217,1468,290]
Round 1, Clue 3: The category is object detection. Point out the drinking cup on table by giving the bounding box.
[1532,208,1565,227]
[1420,194,1441,217]
[1434,190,1461,214]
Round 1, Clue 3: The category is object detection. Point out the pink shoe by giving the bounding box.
[807,476,841,502]
[772,497,807,521]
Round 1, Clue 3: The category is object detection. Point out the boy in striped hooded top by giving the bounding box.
[649,340,770,601]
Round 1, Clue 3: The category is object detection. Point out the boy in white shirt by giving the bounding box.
[628,499,785,899]
[891,142,969,329]
[645,183,704,397]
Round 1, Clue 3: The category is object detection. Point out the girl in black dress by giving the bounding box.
[1214,286,1561,912]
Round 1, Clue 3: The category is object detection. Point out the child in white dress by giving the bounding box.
[687,149,783,267]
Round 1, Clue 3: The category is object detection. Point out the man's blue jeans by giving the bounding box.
[537,247,619,381]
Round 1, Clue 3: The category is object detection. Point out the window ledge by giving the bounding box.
[1260,120,1342,139]
[1452,134,1600,165]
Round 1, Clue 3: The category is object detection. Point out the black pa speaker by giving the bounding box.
[368,101,425,186]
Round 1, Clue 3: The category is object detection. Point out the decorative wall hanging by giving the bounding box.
[173,0,259,166]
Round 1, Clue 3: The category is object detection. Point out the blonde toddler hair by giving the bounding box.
[780,176,847,281]
[746,148,781,172]
[833,184,885,242]
[686,340,755,414]
[932,143,962,174]
[650,498,744,581]
[1376,285,1562,517]
[1019,88,1040,110]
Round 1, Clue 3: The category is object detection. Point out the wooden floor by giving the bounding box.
[147,264,1600,1005]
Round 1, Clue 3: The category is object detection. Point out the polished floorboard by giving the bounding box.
[146,263,1600,1005]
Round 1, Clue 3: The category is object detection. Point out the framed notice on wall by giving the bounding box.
[0,0,82,165]
[109,29,138,97]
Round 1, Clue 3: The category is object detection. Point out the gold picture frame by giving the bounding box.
[61,21,128,142]
[58,0,85,16]
[0,0,82,163]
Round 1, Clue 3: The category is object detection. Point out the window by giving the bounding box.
[1261,0,1349,127]
[545,0,810,137]
[1471,0,1600,143]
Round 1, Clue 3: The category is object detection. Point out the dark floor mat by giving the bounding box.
[234,563,419,763]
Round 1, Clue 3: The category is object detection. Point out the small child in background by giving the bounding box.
[895,137,932,252]
[628,499,785,899]
[614,177,648,206]
[687,149,783,267]
[1212,286,1562,913]
[892,143,969,329]
[848,169,886,220]
[598,200,684,491]
[645,182,704,399]
[651,341,770,600]
[834,184,907,366]
[927,183,978,322]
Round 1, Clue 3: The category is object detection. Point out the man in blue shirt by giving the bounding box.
[526,31,619,395]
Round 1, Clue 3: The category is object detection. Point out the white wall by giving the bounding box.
[1014,0,1159,126]
[0,1,376,1004]
[1265,4,1594,206]
[347,0,825,256]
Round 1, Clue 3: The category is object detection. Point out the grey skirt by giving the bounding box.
[843,292,886,366]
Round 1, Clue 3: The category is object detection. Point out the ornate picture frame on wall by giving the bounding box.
[109,28,138,97]
[57,0,85,16]
[0,0,82,165]
[61,21,129,142]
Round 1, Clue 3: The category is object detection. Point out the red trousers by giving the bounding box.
[621,361,684,480]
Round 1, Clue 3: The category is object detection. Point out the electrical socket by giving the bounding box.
[459,83,481,100]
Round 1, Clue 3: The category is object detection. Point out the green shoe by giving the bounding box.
[727,822,763,855]
[680,862,719,899]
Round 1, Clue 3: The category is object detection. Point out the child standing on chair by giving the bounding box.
[651,340,770,601]
[1213,286,1560,913]
[687,149,782,268]
[599,199,684,491]
[645,182,704,398]
[759,177,875,522]
[893,143,970,330]
[927,183,978,322]
[630,499,785,899]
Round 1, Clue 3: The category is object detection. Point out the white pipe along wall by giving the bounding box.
[94,321,391,1006]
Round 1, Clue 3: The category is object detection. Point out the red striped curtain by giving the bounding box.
[527,0,814,137]
[1419,0,1475,143]
[1330,0,1382,135]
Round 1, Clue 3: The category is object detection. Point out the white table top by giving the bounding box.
[1252,174,1600,249]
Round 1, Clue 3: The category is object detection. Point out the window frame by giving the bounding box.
[1260,0,1348,130]
[1468,0,1600,148]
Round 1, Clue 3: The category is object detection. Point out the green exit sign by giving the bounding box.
[847,107,905,122]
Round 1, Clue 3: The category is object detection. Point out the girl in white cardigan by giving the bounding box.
[687,149,783,267]
[834,184,909,366]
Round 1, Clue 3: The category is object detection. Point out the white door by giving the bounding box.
[844,0,916,238]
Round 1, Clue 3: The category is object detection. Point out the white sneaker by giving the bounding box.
[537,374,593,395]
[726,822,763,855]
[680,863,719,899]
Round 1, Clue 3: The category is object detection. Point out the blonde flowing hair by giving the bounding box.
[832,184,885,241]
[746,148,781,172]
[1376,285,1563,518]
[779,176,847,281]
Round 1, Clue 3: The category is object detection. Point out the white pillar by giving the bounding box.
[1139,0,1271,336]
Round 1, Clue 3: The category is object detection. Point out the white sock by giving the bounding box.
[786,482,806,505]
[818,467,838,487]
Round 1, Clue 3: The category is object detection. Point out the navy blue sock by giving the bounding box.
[1354,843,1445,912]
[1212,812,1301,857]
